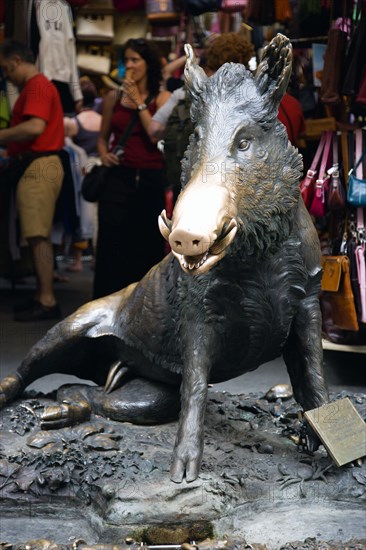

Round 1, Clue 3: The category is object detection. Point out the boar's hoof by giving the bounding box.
[0,375,23,408]
[40,400,91,430]
[170,444,203,483]
[299,420,321,453]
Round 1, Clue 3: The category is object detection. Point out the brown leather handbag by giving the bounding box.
[320,28,347,105]
[321,255,359,332]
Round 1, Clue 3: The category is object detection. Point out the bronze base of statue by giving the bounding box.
[1,389,365,547]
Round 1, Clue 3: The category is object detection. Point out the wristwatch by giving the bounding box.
[137,103,148,112]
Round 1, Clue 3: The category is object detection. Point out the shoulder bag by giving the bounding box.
[82,94,154,203]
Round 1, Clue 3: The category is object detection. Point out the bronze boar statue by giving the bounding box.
[0,35,328,483]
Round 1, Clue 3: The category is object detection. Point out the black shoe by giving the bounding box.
[14,302,62,322]
[13,298,38,313]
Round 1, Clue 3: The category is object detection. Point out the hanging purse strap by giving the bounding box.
[355,243,366,323]
[355,128,365,219]
[332,132,338,170]
[349,128,366,176]
[301,132,327,190]
[115,92,155,150]
[318,130,333,182]
[308,132,327,177]
[328,132,340,183]
[314,130,333,201]
[341,130,349,189]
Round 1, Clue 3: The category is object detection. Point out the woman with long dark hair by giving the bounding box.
[94,39,171,299]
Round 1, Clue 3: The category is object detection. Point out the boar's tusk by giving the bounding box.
[104,361,129,394]
[158,209,172,241]
[210,219,238,255]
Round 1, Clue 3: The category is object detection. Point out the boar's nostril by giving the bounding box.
[173,239,201,249]
[169,229,209,256]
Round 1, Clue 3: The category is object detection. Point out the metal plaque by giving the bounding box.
[304,397,366,467]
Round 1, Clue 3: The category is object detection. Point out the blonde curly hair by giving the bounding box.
[206,33,255,73]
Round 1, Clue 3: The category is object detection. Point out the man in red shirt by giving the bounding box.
[0,40,65,321]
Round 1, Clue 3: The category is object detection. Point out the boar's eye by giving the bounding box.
[238,139,250,151]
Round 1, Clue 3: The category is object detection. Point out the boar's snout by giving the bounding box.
[169,227,208,258]
[159,182,238,275]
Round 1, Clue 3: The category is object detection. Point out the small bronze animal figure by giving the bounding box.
[0,35,328,483]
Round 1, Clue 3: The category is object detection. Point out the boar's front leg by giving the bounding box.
[283,293,329,448]
[170,329,212,484]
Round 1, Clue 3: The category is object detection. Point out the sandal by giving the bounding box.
[14,302,62,322]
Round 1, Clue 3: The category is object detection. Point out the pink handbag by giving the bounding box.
[220,0,248,12]
[309,130,332,217]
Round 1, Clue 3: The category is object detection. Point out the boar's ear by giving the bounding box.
[184,43,207,100]
[254,33,292,108]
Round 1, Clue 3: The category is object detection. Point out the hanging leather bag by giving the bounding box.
[347,165,366,207]
[220,0,248,12]
[76,14,114,42]
[321,254,359,332]
[77,46,111,75]
[319,28,347,105]
[342,17,366,97]
[146,0,180,21]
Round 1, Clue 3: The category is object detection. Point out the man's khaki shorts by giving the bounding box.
[16,155,64,239]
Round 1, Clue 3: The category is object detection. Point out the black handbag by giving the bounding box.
[81,163,109,202]
[81,93,154,203]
